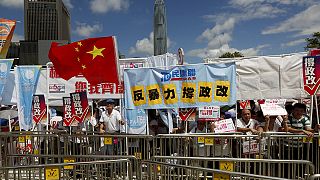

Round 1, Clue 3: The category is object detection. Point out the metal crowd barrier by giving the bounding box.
[0,159,132,180]
[1,132,320,179]
[152,156,315,179]
[143,160,288,180]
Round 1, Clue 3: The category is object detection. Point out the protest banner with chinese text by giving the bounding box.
[32,95,47,124]
[70,91,89,124]
[303,56,320,95]
[124,63,236,109]
[63,97,74,126]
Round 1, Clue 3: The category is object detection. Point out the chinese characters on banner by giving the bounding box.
[303,56,320,95]
[198,106,220,121]
[32,95,47,124]
[63,97,74,126]
[70,91,89,124]
[124,63,236,109]
[47,64,123,100]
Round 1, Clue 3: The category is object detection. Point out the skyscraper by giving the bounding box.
[24,0,71,42]
[154,0,167,56]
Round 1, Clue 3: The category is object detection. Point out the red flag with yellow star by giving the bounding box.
[48,36,120,85]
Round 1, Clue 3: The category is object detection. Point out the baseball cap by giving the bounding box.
[106,99,115,104]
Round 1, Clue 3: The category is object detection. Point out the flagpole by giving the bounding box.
[45,63,50,132]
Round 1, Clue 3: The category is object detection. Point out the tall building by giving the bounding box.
[154,0,167,56]
[24,0,71,42]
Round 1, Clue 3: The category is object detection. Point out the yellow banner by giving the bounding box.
[0,18,16,58]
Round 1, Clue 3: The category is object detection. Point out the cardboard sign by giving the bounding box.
[214,119,235,133]
[179,108,196,121]
[303,56,320,95]
[243,139,266,154]
[32,95,47,124]
[260,104,287,116]
[198,106,220,121]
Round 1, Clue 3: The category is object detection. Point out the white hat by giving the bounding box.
[149,120,158,126]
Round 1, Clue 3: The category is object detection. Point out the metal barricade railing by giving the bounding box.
[143,160,288,180]
[154,133,262,158]
[152,156,315,179]
[0,133,61,166]
[309,174,320,180]
[0,159,132,180]
[264,133,320,174]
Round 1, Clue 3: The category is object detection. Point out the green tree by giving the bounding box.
[305,32,320,50]
[219,51,244,58]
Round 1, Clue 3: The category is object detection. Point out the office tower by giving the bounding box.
[24,0,71,42]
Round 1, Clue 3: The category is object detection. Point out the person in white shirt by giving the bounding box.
[236,109,262,135]
[99,99,124,134]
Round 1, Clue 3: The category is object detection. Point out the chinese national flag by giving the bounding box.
[48,36,120,85]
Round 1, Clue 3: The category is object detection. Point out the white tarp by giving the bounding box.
[205,52,307,100]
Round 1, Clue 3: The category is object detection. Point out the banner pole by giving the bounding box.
[310,95,314,127]
[314,95,319,125]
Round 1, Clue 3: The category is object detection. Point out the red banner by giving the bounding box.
[70,91,89,124]
[32,95,47,124]
[179,108,196,121]
[63,97,73,126]
[303,56,320,95]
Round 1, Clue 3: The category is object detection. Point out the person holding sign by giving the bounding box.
[261,115,288,132]
[236,109,262,135]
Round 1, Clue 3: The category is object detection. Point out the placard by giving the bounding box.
[260,104,287,116]
[199,106,220,121]
[214,119,235,133]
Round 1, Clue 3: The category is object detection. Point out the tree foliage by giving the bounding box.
[305,32,320,50]
[219,51,244,58]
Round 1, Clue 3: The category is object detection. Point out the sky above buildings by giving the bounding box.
[0,0,320,63]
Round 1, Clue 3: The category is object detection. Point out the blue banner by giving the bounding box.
[124,63,236,109]
[126,109,147,134]
[16,66,41,130]
[0,59,13,102]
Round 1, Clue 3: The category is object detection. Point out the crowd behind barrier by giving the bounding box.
[1,131,320,179]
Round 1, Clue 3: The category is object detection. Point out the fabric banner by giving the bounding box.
[0,18,16,58]
[63,97,73,126]
[15,66,41,130]
[124,63,236,109]
[303,56,320,95]
[32,95,47,124]
[70,91,89,124]
[0,59,13,101]
[126,109,147,134]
